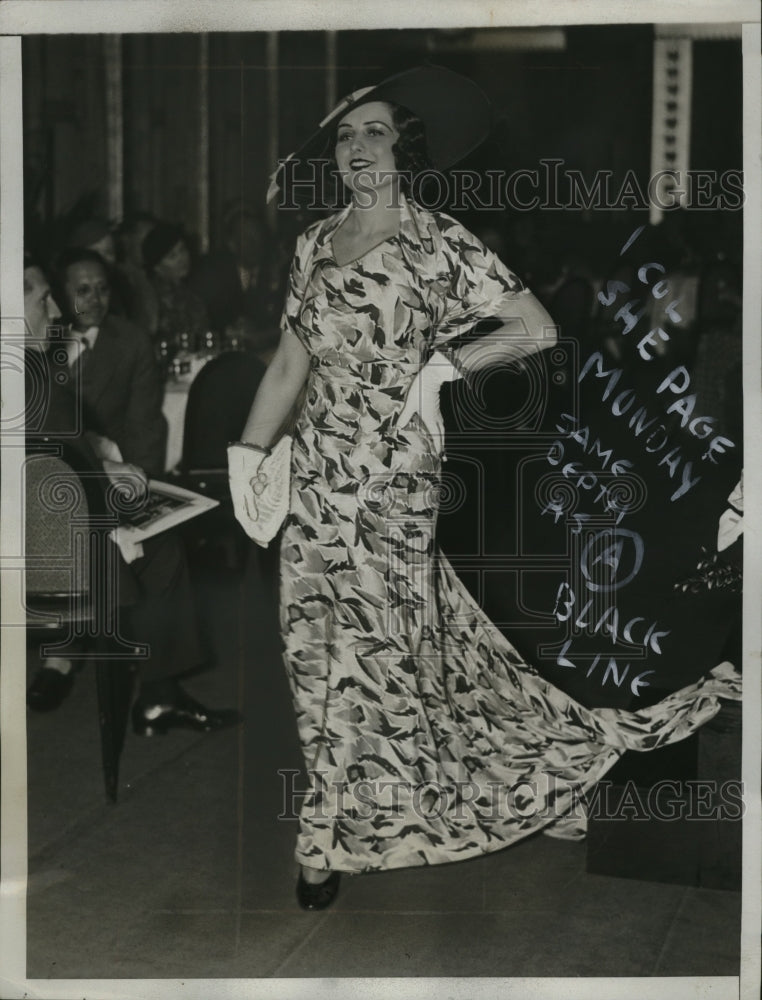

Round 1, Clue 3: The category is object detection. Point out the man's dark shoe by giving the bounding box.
[131,688,242,736]
[27,668,75,712]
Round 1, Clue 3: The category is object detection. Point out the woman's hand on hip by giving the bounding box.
[398,350,461,455]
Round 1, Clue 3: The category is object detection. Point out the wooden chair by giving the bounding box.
[25,439,139,802]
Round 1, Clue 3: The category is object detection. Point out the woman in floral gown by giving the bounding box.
[231,67,741,909]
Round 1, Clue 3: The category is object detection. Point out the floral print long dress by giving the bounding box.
[278,196,741,874]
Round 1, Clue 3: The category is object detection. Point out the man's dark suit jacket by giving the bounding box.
[78,313,167,477]
[25,347,202,677]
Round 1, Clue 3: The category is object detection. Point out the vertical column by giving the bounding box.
[104,34,123,223]
[325,30,338,113]
[198,32,210,254]
[266,31,279,230]
[649,34,693,225]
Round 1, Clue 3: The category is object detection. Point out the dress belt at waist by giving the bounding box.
[308,354,415,386]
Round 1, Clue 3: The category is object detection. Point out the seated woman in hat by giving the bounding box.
[229,67,741,912]
[142,222,209,356]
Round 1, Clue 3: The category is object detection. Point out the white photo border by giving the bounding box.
[1,3,760,999]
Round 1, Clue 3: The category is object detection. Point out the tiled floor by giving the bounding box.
[23,551,743,982]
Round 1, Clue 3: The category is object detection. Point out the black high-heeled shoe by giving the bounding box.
[296,869,341,911]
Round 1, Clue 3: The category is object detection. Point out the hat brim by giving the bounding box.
[142,224,186,271]
[269,65,492,202]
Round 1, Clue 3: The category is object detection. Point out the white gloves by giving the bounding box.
[228,437,293,547]
[228,442,268,543]
[398,350,462,455]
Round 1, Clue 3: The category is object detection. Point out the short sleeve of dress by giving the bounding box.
[279,225,319,342]
[432,213,527,348]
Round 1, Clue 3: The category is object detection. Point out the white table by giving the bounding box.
[161,355,211,472]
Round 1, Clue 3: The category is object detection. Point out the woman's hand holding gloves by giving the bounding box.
[228,436,293,547]
[229,350,462,544]
[398,350,463,456]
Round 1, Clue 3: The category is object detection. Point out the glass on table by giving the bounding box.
[222,319,245,352]
[168,354,192,379]
[201,329,219,358]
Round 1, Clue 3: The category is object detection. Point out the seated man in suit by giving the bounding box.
[24,257,240,735]
[54,246,167,476]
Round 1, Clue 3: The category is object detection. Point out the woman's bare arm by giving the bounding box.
[451,290,558,375]
[240,328,311,448]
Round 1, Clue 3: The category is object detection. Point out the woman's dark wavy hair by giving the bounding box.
[388,102,432,192]
[328,100,433,201]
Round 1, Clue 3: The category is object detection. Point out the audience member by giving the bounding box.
[142,222,209,352]
[24,258,240,733]
[114,211,160,333]
[195,205,287,358]
[67,217,133,319]
[54,247,167,477]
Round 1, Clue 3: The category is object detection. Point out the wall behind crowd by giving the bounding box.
[19,25,744,711]
[22,26,741,270]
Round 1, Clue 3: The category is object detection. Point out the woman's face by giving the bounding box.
[155,239,191,282]
[63,260,110,331]
[335,101,399,200]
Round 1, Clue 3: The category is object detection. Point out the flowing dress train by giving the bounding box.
[278,196,742,873]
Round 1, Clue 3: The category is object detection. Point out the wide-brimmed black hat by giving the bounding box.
[267,65,492,203]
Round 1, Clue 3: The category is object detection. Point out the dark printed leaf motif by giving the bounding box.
[373,715,409,740]
[341,596,374,631]
[353,512,378,553]
[355,265,390,285]
[370,815,398,829]
[323,454,340,480]
[332,821,352,851]
[325,558,355,576]
[334,480,358,494]
[341,276,365,299]
[355,751,407,779]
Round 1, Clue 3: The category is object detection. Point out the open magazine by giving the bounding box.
[110,478,219,544]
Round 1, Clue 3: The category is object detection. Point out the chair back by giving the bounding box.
[25,452,91,597]
[181,350,266,472]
